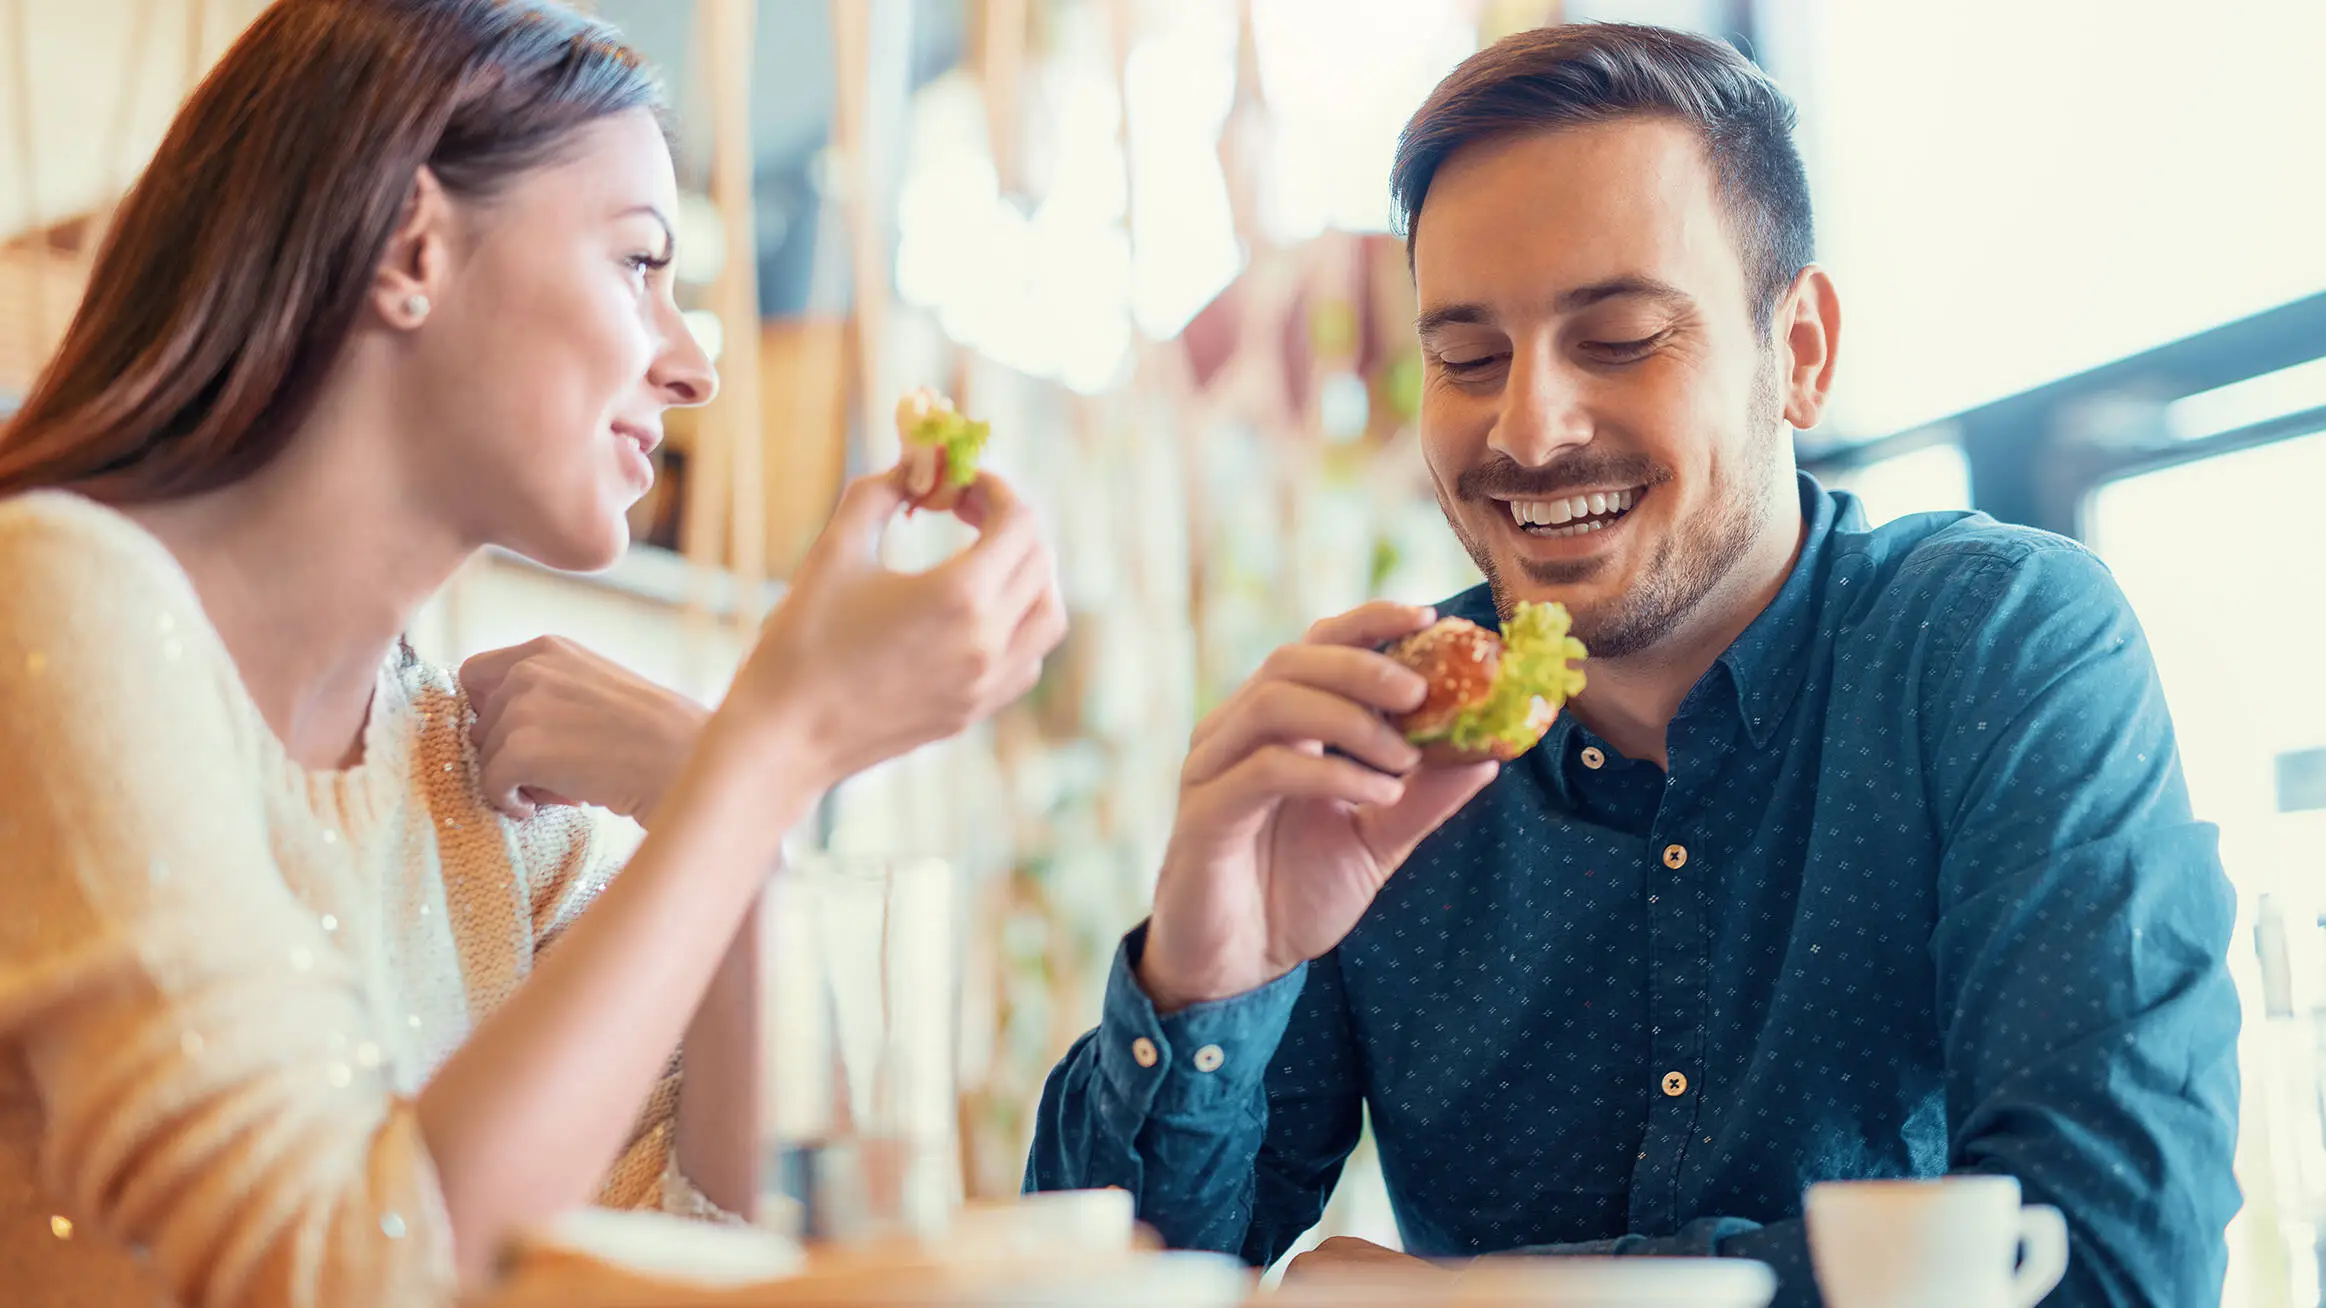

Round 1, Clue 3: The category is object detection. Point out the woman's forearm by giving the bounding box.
[418,711,821,1283]
[676,895,764,1217]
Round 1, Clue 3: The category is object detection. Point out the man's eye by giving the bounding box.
[1439,355,1502,375]
[1584,333,1666,362]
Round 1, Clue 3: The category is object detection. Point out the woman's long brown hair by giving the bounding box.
[0,0,662,502]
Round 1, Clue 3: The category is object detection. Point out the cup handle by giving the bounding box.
[2010,1204,2070,1307]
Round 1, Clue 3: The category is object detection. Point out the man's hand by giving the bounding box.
[462,636,709,824]
[1282,1236,1449,1285]
[1138,602,1502,1012]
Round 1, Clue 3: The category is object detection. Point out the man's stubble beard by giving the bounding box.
[1442,369,1787,660]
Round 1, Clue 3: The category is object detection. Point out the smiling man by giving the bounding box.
[1026,23,2239,1307]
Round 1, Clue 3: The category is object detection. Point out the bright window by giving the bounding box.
[1768,0,2326,439]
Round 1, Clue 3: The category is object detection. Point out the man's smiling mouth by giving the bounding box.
[1501,486,1645,538]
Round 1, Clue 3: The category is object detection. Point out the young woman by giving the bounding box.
[0,3,1065,1306]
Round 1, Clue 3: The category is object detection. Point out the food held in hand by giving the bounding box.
[895,387,990,514]
[1385,601,1587,763]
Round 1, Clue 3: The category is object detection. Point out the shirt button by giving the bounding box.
[1193,1044,1226,1073]
[1663,844,1689,870]
[1131,1037,1160,1068]
[1662,1071,1689,1097]
[1579,746,1605,770]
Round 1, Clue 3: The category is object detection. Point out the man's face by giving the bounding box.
[1413,117,1796,658]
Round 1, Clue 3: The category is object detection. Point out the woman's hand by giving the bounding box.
[461,637,709,824]
[720,467,1066,787]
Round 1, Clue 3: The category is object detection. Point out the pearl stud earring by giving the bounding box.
[402,293,430,322]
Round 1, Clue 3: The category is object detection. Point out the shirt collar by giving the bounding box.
[1433,471,1860,763]
[1716,471,1859,749]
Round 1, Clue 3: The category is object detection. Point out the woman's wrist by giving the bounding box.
[633,693,714,829]
[634,708,828,877]
[694,681,843,805]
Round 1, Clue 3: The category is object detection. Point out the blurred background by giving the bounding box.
[4,0,2324,1301]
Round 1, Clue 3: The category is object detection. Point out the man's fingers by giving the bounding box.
[1355,760,1500,867]
[1190,643,1429,755]
[1304,601,1438,650]
[1185,604,1439,756]
[1190,744,1406,816]
[1185,682,1420,786]
[1263,643,1432,715]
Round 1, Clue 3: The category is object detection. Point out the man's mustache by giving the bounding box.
[1454,451,1669,502]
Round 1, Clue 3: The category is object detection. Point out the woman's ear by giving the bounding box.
[370,165,453,330]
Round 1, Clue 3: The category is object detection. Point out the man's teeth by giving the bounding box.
[1507,488,1638,532]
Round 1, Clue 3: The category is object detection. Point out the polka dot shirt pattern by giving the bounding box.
[1028,476,2240,1308]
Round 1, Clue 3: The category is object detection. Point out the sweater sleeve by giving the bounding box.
[0,496,459,1308]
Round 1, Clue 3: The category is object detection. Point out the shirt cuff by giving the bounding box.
[1095,922,1308,1123]
[1500,1216,1764,1258]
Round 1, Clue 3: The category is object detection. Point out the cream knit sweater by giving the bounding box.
[0,491,710,1308]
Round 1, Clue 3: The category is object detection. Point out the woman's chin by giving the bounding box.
[500,516,631,575]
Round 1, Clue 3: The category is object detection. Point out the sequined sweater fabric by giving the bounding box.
[0,491,707,1308]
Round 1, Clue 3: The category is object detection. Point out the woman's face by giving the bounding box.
[398,109,715,572]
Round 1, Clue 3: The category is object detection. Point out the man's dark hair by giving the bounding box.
[1391,23,1814,333]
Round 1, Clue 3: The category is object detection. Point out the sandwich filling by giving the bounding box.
[1404,600,1589,757]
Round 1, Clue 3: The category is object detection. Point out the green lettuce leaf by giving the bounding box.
[905,409,991,489]
[1435,600,1589,756]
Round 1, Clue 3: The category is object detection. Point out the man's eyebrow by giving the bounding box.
[1416,277,1696,339]
[1416,302,1493,338]
[1555,276,1693,312]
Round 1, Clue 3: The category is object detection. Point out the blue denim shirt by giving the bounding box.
[1027,475,2240,1306]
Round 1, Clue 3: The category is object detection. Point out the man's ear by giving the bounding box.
[1775,265,1841,431]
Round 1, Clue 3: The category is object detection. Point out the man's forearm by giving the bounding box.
[1023,1026,1276,1255]
[1024,927,1346,1265]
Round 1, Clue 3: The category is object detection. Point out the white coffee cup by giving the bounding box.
[1805,1176,2068,1308]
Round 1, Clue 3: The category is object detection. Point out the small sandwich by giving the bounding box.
[896,387,991,514]
[1384,601,1588,764]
